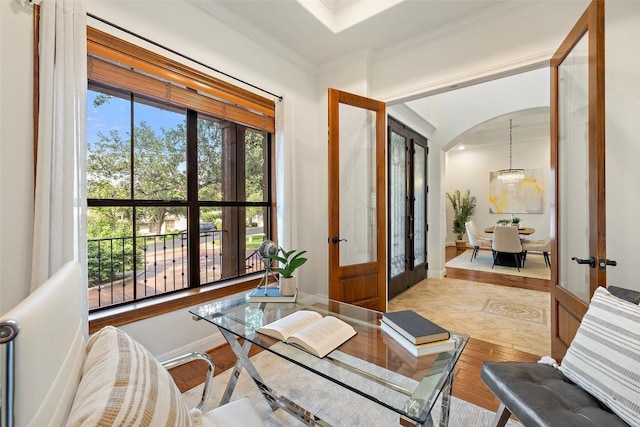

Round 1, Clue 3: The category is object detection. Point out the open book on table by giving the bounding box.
[256,310,357,358]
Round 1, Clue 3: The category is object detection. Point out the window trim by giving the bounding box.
[86,26,278,318]
[88,276,261,334]
[88,56,274,133]
[87,27,275,121]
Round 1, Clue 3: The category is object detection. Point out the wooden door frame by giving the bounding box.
[550,0,605,359]
[328,88,387,312]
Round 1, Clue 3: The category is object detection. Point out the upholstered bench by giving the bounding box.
[0,261,263,426]
[481,286,640,427]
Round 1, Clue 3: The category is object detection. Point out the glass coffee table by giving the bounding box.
[190,291,469,426]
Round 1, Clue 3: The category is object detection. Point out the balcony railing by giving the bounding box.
[88,231,264,311]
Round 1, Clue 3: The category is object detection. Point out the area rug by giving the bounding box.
[445,249,550,280]
[389,278,551,355]
[182,349,523,426]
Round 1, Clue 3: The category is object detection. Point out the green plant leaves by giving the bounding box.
[268,248,308,278]
[446,189,477,240]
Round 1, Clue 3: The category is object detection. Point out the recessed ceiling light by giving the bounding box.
[458,146,465,150]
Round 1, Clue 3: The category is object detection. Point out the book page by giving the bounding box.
[256,310,323,341]
[287,316,357,358]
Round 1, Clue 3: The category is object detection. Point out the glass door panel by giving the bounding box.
[550,0,604,360]
[558,33,591,303]
[338,103,377,266]
[390,130,407,277]
[414,144,426,266]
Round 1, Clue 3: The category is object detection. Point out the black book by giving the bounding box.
[381,310,450,345]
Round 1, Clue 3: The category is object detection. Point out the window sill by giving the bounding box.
[88,275,262,334]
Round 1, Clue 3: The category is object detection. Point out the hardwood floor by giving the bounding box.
[170,245,545,416]
[445,247,550,293]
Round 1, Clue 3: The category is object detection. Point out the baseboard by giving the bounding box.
[446,241,471,248]
[428,267,447,279]
[157,331,227,363]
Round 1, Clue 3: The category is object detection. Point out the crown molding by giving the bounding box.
[187,0,317,74]
[373,1,525,64]
[318,48,374,75]
[377,48,553,104]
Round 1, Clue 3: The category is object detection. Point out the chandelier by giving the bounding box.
[497,118,525,184]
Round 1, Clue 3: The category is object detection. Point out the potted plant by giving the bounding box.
[496,218,510,226]
[446,189,477,250]
[511,217,521,228]
[268,248,308,296]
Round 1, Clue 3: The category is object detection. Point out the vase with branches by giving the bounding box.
[446,189,477,248]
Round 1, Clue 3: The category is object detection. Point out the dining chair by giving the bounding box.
[521,236,551,268]
[466,221,491,262]
[469,220,492,240]
[491,226,524,271]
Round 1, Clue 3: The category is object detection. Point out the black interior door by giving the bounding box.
[388,117,428,299]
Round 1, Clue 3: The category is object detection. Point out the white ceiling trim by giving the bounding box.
[318,48,374,75]
[373,1,522,64]
[187,0,316,74]
[379,48,554,105]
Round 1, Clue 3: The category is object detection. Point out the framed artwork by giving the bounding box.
[489,168,544,214]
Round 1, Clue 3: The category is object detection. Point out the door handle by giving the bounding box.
[571,256,596,268]
[331,236,347,244]
[598,258,618,270]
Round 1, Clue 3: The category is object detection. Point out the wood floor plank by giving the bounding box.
[170,245,549,416]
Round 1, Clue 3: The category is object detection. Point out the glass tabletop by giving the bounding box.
[189,291,469,424]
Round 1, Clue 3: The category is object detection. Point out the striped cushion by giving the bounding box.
[66,326,193,426]
[560,287,640,426]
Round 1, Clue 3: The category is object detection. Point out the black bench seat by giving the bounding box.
[481,285,640,427]
[481,361,629,426]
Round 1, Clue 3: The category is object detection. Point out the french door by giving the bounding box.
[328,89,387,312]
[551,0,607,360]
[388,117,428,299]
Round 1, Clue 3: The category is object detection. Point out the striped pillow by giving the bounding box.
[560,287,640,426]
[66,326,193,426]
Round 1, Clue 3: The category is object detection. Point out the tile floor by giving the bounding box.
[389,277,551,356]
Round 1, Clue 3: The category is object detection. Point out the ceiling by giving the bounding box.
[191,0,550,149]
[193,0,508,67]
[449,108,550,150]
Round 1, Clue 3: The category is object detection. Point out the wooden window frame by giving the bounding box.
[83,27,277,330]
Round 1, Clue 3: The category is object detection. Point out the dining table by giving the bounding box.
[484,226,536,235]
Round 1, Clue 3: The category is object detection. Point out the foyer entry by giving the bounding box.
[388,117,429,299]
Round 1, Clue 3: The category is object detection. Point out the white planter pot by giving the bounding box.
[279,276,297,296]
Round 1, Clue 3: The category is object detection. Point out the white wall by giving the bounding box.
[605,1,640,291]
[0,0,35,314]
[445,140,551,243]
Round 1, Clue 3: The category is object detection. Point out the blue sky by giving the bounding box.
[86,90,185,147]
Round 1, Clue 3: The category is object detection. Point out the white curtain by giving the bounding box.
[31,0,87,292]
[275,96,296,252]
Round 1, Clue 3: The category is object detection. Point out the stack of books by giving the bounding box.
[248,286,298,303]
[380,310,456,357]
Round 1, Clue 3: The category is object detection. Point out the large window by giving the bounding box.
[86,28,275,311]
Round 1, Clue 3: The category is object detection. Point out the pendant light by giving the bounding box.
[496,118,525,184]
